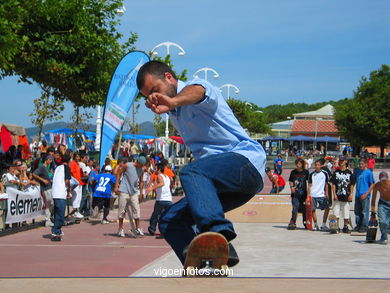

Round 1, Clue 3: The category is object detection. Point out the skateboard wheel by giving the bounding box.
[186,266,196,277]
[220,265,229,276]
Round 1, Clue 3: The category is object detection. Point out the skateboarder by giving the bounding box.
[136,61,265,266]
[288,158,309,229]
[308,160,330,231]
[51,154,71,241]
[370,171,390,244]
[265,167,286,194]
[331,156,355,233]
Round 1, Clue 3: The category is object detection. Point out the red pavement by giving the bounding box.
[0,197,176,277]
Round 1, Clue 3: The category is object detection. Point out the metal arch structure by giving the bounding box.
[193,67,219,80]
[219,83,240,99]
[150,41,186,56]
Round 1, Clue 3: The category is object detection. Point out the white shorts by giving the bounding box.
[72,185,82,209]
[333,200,350,219]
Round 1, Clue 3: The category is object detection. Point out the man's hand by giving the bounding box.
[291,187,296,194]
[42,179,49,186]
[348,195,352,202]
[361,193,368,200]
[114,187,119,195]
[66,191,71,199]
[334,195,339,201]
[145,93,175,114]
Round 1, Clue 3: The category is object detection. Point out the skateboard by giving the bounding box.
[366,216,378,243]
[304,195,313,230]
[184,232,229,277]
[329,214,338,234]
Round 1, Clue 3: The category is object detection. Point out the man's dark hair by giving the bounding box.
[47,147,55,154]
[295,158,306,169]
[359,158,367,164]
[118,157,128,164]
[156,163,165,173]
[136,61,177,90]
[318,158,326,165]
[62,154,71,163]
[161,159,169,167]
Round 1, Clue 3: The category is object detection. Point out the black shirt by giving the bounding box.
[331,169,356,201]
[289,169,309,198]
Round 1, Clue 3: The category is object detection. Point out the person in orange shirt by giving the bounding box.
[69,153,84,219]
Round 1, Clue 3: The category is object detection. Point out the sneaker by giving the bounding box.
[135,228,144,236]
[353,226,360,232]
[45,220,54,227]
[92,206,99,219]
[118,229,125,237]
[148,226,155,236]
[183,242,240,267]
[74,212,84,219]
[101,219,110,224]
[320,224,329,231]
[287,222,296,230]
[377,239,388,245]
[342,226,350,234]
[314,223,320,231]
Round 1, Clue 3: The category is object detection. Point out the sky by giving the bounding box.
[1,0,390,128]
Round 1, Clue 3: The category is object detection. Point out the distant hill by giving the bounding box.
[25,121,156,140]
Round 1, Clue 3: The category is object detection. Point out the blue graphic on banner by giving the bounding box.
[99,51,149,171]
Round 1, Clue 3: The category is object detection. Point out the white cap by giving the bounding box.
[105,165,112,171]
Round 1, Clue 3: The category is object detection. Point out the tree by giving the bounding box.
[226,98,271,134]
[29,87,65,139]
[0,0,137,107]
[335,64,390,157]
[68,106,93,132]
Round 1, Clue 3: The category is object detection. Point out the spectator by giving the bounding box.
[371,172,390,245]
[146,163,173,236]
[367,154,376,172]
[4,164,20,190]
[287,158,309,230]
[331,156,355,233]
[354,158,375,233]
[114,156,148,237]
[78,153,90,217]
[265,167,286,194]
[69,153,84,219]
[91,165,116,224]
[130,141,139,160]
[308,160,330,231]
[33,154,54,227]
[305,154,313,174]
[274,154,284,175]
[51,154,71,241]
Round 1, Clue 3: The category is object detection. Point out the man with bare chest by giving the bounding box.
[371,171,390,244]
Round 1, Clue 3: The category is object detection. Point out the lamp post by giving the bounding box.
[193,67,219,81]
[219,84,239,99]
[150,42,186,140]
[95,4,127,151]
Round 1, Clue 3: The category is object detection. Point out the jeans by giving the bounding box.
[149,200,173,234]
[378,200,390,241]
[354,196,370,229]
[52,199,67,235]
[158,152,264,264]
[79,186,91,216]
[291,195,306,224]
[270,186,284,194]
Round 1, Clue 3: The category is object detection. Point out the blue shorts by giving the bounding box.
[312,197,329,211]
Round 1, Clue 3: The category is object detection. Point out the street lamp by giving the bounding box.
[95,4,127,151]
[193,67,219,81]
[220,83,240,99]
[150,41,186,57]
[150,42,185,151]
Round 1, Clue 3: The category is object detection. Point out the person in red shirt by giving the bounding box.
[266,167,286,194]
[367,154,376,171]
[69,153,84,219]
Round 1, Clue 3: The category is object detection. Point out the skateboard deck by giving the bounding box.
[304,195,313,230]
[184,232,229,277]
[329,214,338,234]
[366,218,378,243]
[51,235,62,241]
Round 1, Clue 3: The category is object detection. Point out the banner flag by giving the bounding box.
[99,51,149,171]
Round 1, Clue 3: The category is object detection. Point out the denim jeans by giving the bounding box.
[354,196,370,229]
[158,152,264,264]
[378,200,390,241]
[270,186,284,194]
[52,199,67,235]
[291,195,306,224]
[149,200,173,234]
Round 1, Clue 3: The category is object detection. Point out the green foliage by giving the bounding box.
[226,98,271,134]
[335,64,390,154]
[0,0,137,107]
[29,87,65,138]
[68,106,93,132]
